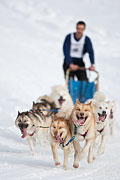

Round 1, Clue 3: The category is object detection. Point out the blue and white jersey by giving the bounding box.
[63,32,95,65]
[70,33,86,58]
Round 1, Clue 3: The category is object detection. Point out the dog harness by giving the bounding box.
[29,132,35,136]
[74,125,89,138]
[97,127,104,134]
[62,136,75,148]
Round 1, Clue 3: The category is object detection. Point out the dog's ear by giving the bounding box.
[51,115,57,122]
[76,99,80,104]
[107,100,110,104]
[33,101,35,105]
[18,111,20,115]
[87,101,92,106]
[112,100,115,105]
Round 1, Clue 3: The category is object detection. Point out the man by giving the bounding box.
[63,21,95,81]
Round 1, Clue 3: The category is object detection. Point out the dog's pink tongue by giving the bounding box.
[99,115,105,121]
[21,128,27,138]
[55,135,63,144]
[59,100,64,106]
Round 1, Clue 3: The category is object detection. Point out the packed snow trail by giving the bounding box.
[0,0,120,179]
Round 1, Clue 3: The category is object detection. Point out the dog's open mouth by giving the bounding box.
[98,113,107,122]
[55,133,64,144]
[20,128,27,138]
[58,97,65,106]
[109,109,113,119]
[73,114,88,126]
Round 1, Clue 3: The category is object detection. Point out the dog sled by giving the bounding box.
[66,67,99,104]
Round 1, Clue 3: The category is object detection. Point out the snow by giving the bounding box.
[0,0,120,179]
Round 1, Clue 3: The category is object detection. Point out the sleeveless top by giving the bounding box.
[70,33,86,58]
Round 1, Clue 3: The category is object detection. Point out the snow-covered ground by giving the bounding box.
[0,0,120,179]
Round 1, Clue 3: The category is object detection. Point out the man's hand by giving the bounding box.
[89,65,95,71]
[69,64,79,71]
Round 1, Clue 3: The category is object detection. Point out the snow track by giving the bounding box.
[0,0,120,179]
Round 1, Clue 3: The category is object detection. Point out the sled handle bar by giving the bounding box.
[66,67,99,90]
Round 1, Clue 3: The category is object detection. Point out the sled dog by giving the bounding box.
[70,100,96,168]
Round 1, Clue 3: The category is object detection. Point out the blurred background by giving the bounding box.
[0,0,120,179]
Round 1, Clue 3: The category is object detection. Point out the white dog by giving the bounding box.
[94,101,110,155]
[50,85,74,119]
[86,92,116,137]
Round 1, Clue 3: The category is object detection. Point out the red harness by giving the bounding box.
[79,129,89,138]
[29,132,35,136]
[97,127,104,134]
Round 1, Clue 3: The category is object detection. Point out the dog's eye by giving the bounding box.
[84,109,88,112]
[53,126,56,128]
[76,109,80,111]
[59,127,62,129]
[24,120,27,123]
[105,107,108,109]
[18,119,21,122]
[99,107,102,109]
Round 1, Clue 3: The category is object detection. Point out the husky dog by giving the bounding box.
[15,111,44,155]
[33,95,57,124]
[36,95,57,115]
[50,113,72,169]
[32,95,58,141]
[50,85,74,119]
[94,101,110,155]
[108,100,116,136]
[70,100,96,168]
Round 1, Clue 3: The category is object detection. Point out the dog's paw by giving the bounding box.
[55,162,60,166]
[63,165,68,170]
[97,148,104,156]
[88,158,93,164]
[73,164,79,168]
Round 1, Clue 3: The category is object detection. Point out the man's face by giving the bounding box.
[76,24,85,37]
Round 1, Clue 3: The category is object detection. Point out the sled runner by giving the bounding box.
[66,67,99,104]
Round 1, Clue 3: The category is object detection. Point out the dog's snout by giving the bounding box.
[60,96,63,100]
[80,113,84,116]
[19,123,28,129]
[102,111,106,114]
[54,131,57,136]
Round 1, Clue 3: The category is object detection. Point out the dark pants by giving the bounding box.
[63,59,88,81]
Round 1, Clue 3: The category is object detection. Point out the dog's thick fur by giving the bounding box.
[36,95,57,114]
[50,113,72,169]
[15,111,44,155]
[50,85,74,119]
[86,91,116,137]
[33,95,57,124]
[32,95,58,143]
[94,101,110,155]
[70,100,96,168]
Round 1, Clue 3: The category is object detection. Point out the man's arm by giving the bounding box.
[63,34,72,65]
[85,36,95,68]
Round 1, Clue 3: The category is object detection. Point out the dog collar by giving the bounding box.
[74,124,88,138]
[97,127,104,134]
[79,129,89,138]
[29,131,35,136]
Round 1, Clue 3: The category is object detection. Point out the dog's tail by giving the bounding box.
[94,91,105,102]
[36,95,54,104]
